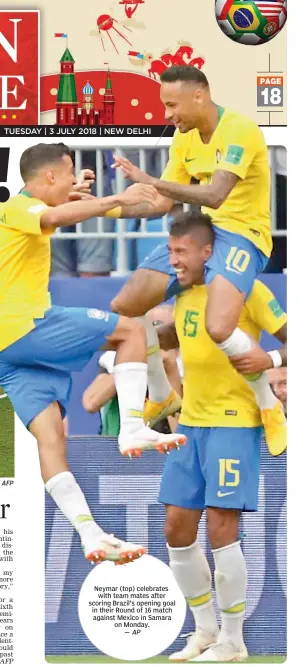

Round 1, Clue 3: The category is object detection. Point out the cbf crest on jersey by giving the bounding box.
[215,0,287,45]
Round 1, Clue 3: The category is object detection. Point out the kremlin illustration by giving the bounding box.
[56,47,115,125]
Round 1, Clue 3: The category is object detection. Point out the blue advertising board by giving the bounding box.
[45,437,286,658]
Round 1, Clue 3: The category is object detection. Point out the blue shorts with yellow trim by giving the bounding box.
[138,226,268,299]
[0,305,119,429]
[205,226,268,297]
[158,424,262,511]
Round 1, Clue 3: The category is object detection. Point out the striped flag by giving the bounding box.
[250,1,285,17]
[54,32,68,38]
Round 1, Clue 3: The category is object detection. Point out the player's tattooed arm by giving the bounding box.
[151,170,238,209]
[120,194,172,219]
[157,323,179,351]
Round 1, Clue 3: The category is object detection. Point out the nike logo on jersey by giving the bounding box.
[185,158,195,162]
[217,490,235,498]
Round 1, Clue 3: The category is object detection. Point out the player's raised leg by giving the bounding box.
[106,314,186,456]
[111,267,170,317]
[29,401,146,565]
[111,246,182,426]
[205,228,286,456]
[0,306,186,460]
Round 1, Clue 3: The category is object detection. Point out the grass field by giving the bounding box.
[0,387,14,477]
[46,656,286,664]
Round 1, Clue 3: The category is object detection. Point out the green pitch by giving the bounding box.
[46,656,286,664]
[0,387,14,477]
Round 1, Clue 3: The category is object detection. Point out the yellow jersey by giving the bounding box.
[0,192,53,351]
[175,280,286,428]
[162,108,272,257]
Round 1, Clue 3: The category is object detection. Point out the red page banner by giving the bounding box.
[0,10,39,124]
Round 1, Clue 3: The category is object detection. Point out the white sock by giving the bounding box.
[217,328,252,357]
[113,361,147,435]
[217,328,277,410]
[246,371,278,410]
[168,541,219,636]
[45,471,100,541]
[213,541,247,648]
[139,316,173,402]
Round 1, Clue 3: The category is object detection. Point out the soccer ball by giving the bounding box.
[215,0,287,45]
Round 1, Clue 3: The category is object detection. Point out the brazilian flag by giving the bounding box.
[228,1,266,32]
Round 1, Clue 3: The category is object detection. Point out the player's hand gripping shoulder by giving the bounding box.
[230,342,275,374]
[229,324,287,374]
[112,154,155,186]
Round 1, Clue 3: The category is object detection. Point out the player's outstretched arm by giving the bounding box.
[118,193,172,219]
[111,155,173,218]
[150,170,238,209]
[40,184,158,230]
[156,323,179,351]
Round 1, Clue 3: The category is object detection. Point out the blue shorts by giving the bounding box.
[158,425,262,511]
[138,226,269,299]
[0,305,119,428]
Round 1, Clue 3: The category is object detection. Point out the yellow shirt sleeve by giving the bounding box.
[161,130,191,185]
[245,280,287,335]
[218,121,265,180]
[5,195,49,235]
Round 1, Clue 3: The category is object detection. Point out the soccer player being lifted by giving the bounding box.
[157,211,287,662]
[0,143,186,567]
[111,65,286,456]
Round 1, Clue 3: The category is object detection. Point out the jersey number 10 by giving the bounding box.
[226,247,251,273]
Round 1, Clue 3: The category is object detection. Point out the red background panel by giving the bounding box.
[0,10,39,124]
[41,71,166,125]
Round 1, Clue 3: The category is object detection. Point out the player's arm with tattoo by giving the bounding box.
[151,170,238,209]
[119,193,173,219]
[113,153,237,210]
[110,154,173,218]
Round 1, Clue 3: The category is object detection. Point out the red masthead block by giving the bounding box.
[0,10,39,125]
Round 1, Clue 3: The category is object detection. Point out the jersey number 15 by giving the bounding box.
[219,458,240,487]
[183,310,199,337]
